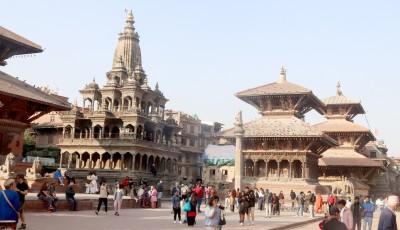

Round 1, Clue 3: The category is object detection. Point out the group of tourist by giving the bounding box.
[319,195,399,230]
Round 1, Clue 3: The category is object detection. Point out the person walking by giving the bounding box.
[0,179,21,230]
[113,183,124,216]
[315,193,323,214]
[290,190,296,208]
[338,199,353,230]
[194,182,204,213]
[16,174,28,229]
[205,195,223,230]
[245,186,256,225]
[95,181,109,215]
[238,191,249,226]
[186,193,197,227]
[258,188,265,211]
[377,195,398,230]
[229,189,236,212]
[264,191,272,218]
[350,196,364,230]
[296,191,305,217]
[328,194,336,210]
[362,196,375,230]
[156,180,163,208]
[171,190,182,224]
[308,191,316,219]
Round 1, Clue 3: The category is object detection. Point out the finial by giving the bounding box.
[92,77,96,83]
[336,81,343,96]
[278,66,287,83]
[74,98,78,106]
[126,10,135,24]
[155,82,159,90]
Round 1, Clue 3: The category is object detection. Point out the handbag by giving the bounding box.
[219,211,226,226]
[183,201,191,211]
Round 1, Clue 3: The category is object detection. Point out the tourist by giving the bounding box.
[319,213,329,230]
[308,191,316,218]
[315,193,323,214]
[16,174,28,229]
[186,192,197,227]
[37,183,56,211]
[150,185,158,208]
[322,206,347,230]
[258,188,265,211]
[235,188,240,209]
[278,191,285,208]
[64,169,75,185]
[171,182,181,213]
[362,196,374,230]
[194,181,204,213]
[229,188,236,212]
[209,185,217,196]
[85,172,93,194]
[375,196,384,213]
[296,191,305,217]
[328,194,336,210]
[205,195,223,230]
[113,183,124,216]
[90,172,98,194]
[150,163,157,177]
[0,179,20,230]
[65,185,77,211]
[346,196,352,209]
[53,168,64,186]
[290,190,296,207]
[350,196,363,230]
[95,181,109,215]
[238,191,249,226]
[47,182,59,211]
[337,199,353,230]
[122,176,129,196]
[377,195,399,230]
[244,186,256,225]
[264,191,272,218]
[156,180,163,208]
[224,188,230,210]
[171,190,182,224]
[204,185,210,207]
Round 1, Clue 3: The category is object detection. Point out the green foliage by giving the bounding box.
[23,130,36,146]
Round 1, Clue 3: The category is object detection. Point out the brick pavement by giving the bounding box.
[22,206,323,230]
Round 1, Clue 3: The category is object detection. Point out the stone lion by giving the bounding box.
[26,157,42,179]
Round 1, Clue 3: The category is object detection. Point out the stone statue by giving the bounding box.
[26,157,43,179]
[234,110,245,135]
[0,152,16,178]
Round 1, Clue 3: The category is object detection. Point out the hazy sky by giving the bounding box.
[3,1,399,156]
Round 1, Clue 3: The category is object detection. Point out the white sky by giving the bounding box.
[2,1,399,156]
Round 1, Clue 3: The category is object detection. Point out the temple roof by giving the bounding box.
[319,148,382,167]
[218,116,336,141]
[314,119,372,133]
[0,26,42,52]
[235,80,312,97]
[0,70,71,110]
[322,95,360,105]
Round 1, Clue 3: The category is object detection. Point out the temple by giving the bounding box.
[218,67,337,193]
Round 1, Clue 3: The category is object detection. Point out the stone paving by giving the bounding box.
[22,205,324,230]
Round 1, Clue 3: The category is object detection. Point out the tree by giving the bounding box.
[24,130,36,146]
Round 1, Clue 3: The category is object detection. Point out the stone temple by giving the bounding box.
[58,11,182,181]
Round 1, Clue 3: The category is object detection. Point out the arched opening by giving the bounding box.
[82,152,90,168]
[136,125,143,139]
[141,154,148,172]
[111,126,120,139]
[125,124,135,139]
[268,160,278,177]
[256,160,266,177]
[244,159,254,177]
[161,157,166,173]
[166,158,172,173]
[112,152,122,169]
[93,99,100,111]
[155,156,160,171]
[134,153,141,171]
[92,152,100,169]
[71,152,79,169]
[113,99,120,111]
[292,160,303,178]
[123,96,132,111]
[104,126,110,138]
[280,160,290,178]
[102,152,111,169]
[84,98,93,111]
[104,97,112,110]
[148,155,155,171]
[124,152,133,170]
[64,126,73,139]
[93,125,102,139]
[155,130,162,143]
[144,122,155,142]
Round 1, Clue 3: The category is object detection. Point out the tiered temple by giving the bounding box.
[58,11,181,179]
[218,68,337,193]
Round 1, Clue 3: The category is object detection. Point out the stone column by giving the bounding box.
[253,160,257,177]
[138,156,142,171]
[289,162,292,178]
[265,160,269,178]
[302,161,305,179]
[110,155,114,169]
[131,154,136,171]
[59,152,63,168]
[99,154,103,169]
[234,110,245,191]
[120,154,125,170]
[79,154,83,169]
[89,154,93,169]
[277,161,281,178]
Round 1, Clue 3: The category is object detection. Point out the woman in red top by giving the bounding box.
[150,186,158,208]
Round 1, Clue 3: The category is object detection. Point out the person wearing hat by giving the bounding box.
[322,206,347,230]
[0,179,21,230]
[377,195,399,230]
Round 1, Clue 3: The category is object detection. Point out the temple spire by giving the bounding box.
[277,66,287,83]
[336,82,343,96]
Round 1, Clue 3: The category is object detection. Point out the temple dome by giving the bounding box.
[85,78,99,89]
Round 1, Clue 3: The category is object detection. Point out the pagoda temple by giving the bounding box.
[315,83,382,196]
[58,11,181,179]
[218,68,337,193]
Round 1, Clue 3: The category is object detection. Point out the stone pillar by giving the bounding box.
[99,154,103,169]
[138,156,142,171]
[289,162,292,178]
[131,154,136,171]
[59,152,63,168]
[277,161,281,178]
[234,110,245,191]
[120,154,125,170]
[253,161,257,177]
[110,155,114,169]
[302,161,305,179]
[89,154,93,169]
[79,154,83,169]
[265,160,269,178]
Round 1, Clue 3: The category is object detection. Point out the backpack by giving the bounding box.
[311,194,316,203]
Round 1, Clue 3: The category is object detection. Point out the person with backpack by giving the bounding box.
[244,186,256,225]
[307,191,316,218]
[296,191,305,217]
[290,190,296,208]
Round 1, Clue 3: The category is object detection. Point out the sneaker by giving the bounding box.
[251,222,254,225]
[179,221,182,224]
[18,223,26,229]
[240,223,243,226]
[95,211,98,215]
[174,221,176,224]
[116,213,119,216]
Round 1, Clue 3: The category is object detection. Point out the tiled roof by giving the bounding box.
[0,26,43,52]
[319,148,382,167]
[236,81,312,97]
[218,116,335,139]
[314,119,371,133]
[0,71,71,110]
[322,94,360,105]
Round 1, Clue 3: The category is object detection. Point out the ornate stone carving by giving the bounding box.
[0,152,16,178]
[26,157,43,179]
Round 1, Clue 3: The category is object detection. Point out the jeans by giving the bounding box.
[224,198,230,209]
[308,204,314,218]
[67,197,77,211]
[235,198,239,209]
[362,217,372,230]
[353,218,361,230]
[157,191,163,199]
[265,203,272,217]
[247,207,255,222]
[114,199,122,214]
[297,204,303,216]
[196,198,202,212]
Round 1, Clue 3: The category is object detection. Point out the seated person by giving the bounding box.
[37,183,57,211]
[64,169,75,185]
[65,185,77,211]
[53,169,64,186]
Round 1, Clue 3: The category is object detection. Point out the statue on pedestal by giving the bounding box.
[26,157,43,179]
[0,152,16,178]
